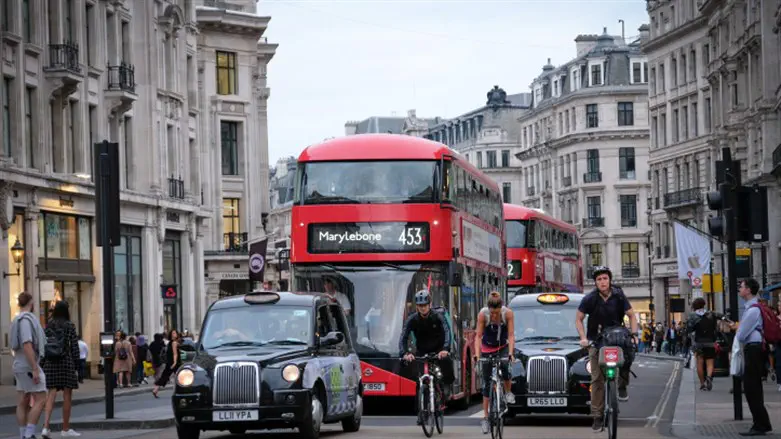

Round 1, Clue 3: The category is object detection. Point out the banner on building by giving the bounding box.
[673,222,711,284]
[249,238,268,282]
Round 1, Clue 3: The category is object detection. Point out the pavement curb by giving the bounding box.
[47,417,176,431]
[670,363,697,439]
[0,386,171,416]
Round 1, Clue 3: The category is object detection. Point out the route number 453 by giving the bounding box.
[398,227,423,246]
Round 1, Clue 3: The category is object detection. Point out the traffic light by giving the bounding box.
[707,182,731,238]
[735,185,768,242]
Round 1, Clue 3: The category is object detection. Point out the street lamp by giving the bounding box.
[3,238,25,278]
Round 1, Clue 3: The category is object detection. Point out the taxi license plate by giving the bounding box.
[364,383,386,392]
[527,397,567,407]
[212,410,259,422]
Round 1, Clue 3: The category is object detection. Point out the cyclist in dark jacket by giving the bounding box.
[399,290,454,417]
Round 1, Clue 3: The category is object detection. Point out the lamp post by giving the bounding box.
[646,206,655,325]
[3,239,25,278]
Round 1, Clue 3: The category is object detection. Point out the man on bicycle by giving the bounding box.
[473,291,516,435]
[575,266,639,432]
[399,290,454,420]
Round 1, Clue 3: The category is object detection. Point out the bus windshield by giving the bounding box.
[506,220,529,248]
[293,263,448,357]
[298,160,438,204]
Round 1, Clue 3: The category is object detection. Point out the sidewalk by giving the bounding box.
[0,378,169,415]
[672,365,781,438]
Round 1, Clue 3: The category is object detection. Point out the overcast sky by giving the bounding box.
[258,0,648,164]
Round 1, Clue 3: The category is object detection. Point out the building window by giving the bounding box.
[502,182,511,203]
[619,147,635,179]
[114,232,143,333]
[682,105,688,140]
[620,195,637,227]
[621,242,640,277]
[586,243,602,268]
[671,57,677,87]
[162,237,182,332]
[672,109,679,143]
[632,61,647,83]
[3,77,11,158]
[223,198,241,236]
[587,196,601,219]
[651,116,658,148]
[617,102,634,126]
[22,0,31,42]
[704,98,711,132]
[25,87,34,168]
[216,51,238,95]
[586,104,598,128]
[659,63,665,91]
[477,152,483,168]
[586,149,599,173]
[220,121,239,175]
[38,212,91,260]
[692,103,698,137]
[64,0,73,42]
[124,116,133,189]
[590,64,603,86]
[501,150,510,167]
[486,151,497,168]
[68,101,77,173]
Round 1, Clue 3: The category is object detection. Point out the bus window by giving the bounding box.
[506,220,528,248]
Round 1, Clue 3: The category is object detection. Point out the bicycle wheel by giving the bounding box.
[490,384,503,439]
[605,379,618,439]
[420,384,435,438]
[434,385,444,434]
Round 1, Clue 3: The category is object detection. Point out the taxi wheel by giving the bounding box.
[342,394,362,432]
[176,424,200,439]
[299,393,324,439]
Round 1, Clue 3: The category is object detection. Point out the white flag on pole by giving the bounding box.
[674,222,711,282]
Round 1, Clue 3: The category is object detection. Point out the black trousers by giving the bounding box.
[743,343,772,432]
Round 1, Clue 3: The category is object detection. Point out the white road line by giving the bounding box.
[649,361,680,428]
[645,361,679,428]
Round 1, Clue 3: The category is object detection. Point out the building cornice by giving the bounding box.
[641,15,709,54]
[519,86,648,123]
[196,8,270,38]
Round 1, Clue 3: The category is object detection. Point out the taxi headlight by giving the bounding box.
[585,360,592,374]
[282,364,301,383]
[177,368,195,387]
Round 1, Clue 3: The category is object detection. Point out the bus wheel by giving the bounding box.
[456,362,472,410]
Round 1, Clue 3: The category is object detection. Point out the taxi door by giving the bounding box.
[326,304,357,416]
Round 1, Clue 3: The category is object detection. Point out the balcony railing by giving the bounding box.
[204,0,245,11]
[563,176,572,187]
[168,176,185,199]
[224,232,248,252]
[107,63,135,92]
[583,217,605,228]
[663,187,702,208]
[583,171,602,183]
[622,265,641,278]
[48,42,81,73]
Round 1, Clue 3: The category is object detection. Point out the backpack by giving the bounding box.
[44,325,67,359]
[751,303,781,344]
[432,306,457,350]
[117,343,129,360]
[694,312,718,341]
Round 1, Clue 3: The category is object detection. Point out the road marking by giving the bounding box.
[645,361,680,428]
[470,409,485,418]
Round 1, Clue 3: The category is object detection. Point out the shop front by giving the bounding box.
[37,211,95,337]
[114,226,144,334]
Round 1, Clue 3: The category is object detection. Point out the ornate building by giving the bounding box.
[422,87,532,204]
[516,27,653,321]
[0,0,276,383]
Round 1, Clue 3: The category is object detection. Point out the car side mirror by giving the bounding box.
[319,331,344,347]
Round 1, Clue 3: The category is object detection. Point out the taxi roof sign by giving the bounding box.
[244,291,281,305]
[537,293,569,305]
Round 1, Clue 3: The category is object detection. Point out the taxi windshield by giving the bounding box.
[200,305,313,350]
[512,305,580,341]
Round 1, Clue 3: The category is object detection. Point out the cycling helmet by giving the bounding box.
[414,289,432,305]
[592,266,612,281]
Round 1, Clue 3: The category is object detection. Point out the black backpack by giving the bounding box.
[694,312,717,341]
[44,325,67,359]
[117,343,129,360]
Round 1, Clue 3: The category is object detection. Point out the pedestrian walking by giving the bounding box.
[76,336,87,384]
[686,298,722,391]
[39,301,82,438]
[152,329,181,398]
[113,331,135,388]
[10,292,47,439]
[148,333,166,382]
[730,279,772,436]
[135,334,149,385]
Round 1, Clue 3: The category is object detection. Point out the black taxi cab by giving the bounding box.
[172,291,363,439]
[506,292,592,416]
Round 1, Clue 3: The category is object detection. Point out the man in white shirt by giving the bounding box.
[324,278,351,314]
[77,336,88,383]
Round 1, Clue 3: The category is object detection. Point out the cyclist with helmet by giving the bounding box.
[399,290,454,417]
[575,266,639,432]
[473,291,515,435]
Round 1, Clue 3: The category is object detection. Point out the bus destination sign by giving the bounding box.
[308,222,430,254]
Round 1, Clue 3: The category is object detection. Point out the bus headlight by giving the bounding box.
[177,369,195,387]
[282,364,301,383]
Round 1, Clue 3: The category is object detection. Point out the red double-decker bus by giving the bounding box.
[504,203,583,298]
[290,134,506,407]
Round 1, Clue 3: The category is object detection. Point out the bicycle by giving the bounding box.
[591,328,636,439]
[479,355,511,439]
[405,353,446,437]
